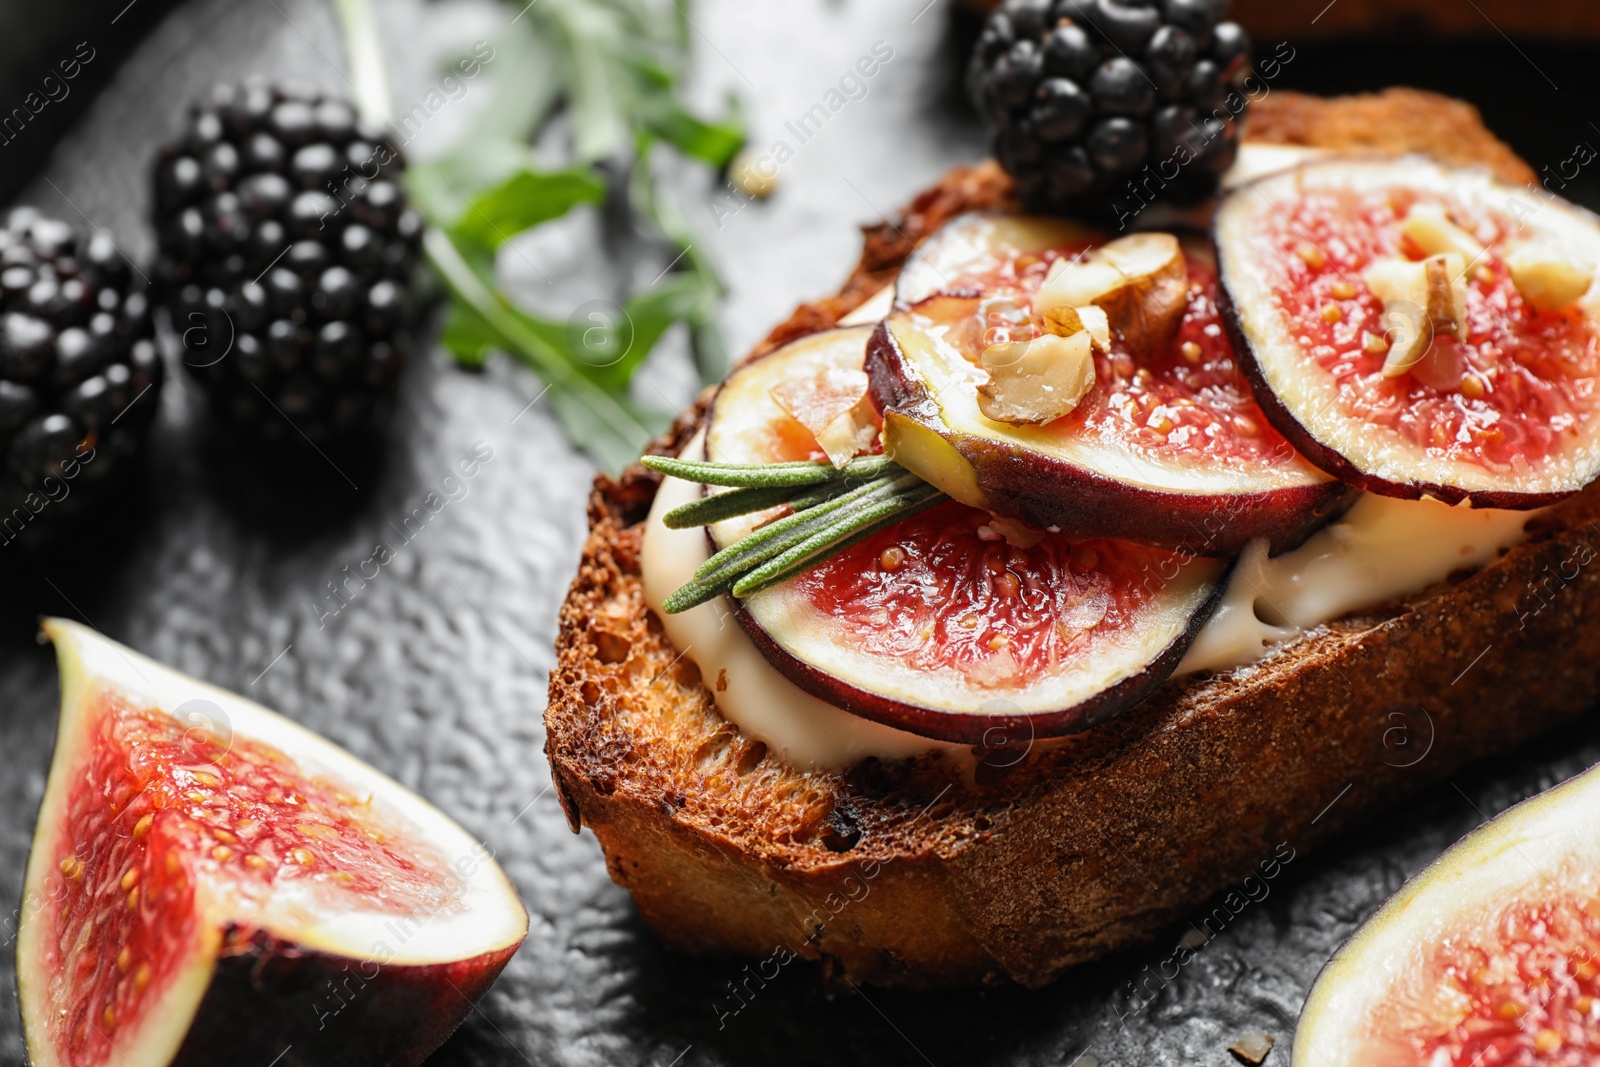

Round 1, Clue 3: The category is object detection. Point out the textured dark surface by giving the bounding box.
[0,0,182,202]
[2,2,1600,1065]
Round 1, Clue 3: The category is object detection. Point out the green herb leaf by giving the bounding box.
[425,227,667,468]
[639,95,745,167]
[377,0,751,469]
[731,482,943,598]
[438,301,500,368]
[547,0,634,162]
[641,454,892,487]
[451,167,607,250]
[453,22,564,148]
[661,483,802,529]
[547,387,670,473]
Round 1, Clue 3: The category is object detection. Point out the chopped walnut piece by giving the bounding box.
[1033,232,1188,354]
[1400,202,1486,261]
[1363,252,1468,379]
[1507,244,1595,312]
[976,331,1095,426]
[1039,303,1111,351]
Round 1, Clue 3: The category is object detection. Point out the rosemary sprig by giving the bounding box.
[640,457,948,612]
[649,453,893,490]
[731,481,944,598]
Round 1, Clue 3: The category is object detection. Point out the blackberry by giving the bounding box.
[152,83,422,444]
[0,208,161,547]
[969,0,1253,217]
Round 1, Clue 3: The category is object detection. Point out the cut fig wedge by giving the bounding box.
[1217,155,1600,507]
[702,326,1227,743]
[1295,759,1600,1066]
[867,212,1347,557]
[19,620,529,1067]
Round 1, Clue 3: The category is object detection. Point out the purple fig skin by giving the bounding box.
[725,567,1229,746]
[1215,276,1572,511]
[865,320,1354,557]
[167,928,520,1067]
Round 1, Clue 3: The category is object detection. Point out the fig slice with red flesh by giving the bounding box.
[1217,155,1600,508]
[1295,759,1600,1066]
[701,326,1227,743]
[866,212,1346,557]
[18,620,529,1067]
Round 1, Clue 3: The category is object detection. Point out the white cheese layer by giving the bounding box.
[1176,495,1534,675]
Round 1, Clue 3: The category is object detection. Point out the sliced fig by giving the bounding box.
[19,620,529,1067]
[1217,155,1600,507]
[1295,759,1600,1066]
[702,326,1227,743]
[867,212,1347,557]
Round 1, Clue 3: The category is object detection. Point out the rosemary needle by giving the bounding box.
[654,455,948,613]
[660,483,809,529]
[643,454,891,488]
[669,472,905,610]
[731,482,944,598]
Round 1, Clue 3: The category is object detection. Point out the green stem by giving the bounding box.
[663,471,929,614]
[330,0,393,126]
[689,472,907,582]
[423,227,656,447]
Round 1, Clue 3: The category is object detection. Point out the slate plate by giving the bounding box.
[2,2,1599,1065]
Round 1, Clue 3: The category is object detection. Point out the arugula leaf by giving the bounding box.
[629,134,730,382]
[547,388,668,474]
[438,301,499,368]
[338,0,734,470]
[548,0,632,162]
[374,0,748,471]
[405,141,543,225]
[569,272,705,392]
[424,228,670,465]
[452,22,564,149]
[639,95,744,167]
[451,167,607,250]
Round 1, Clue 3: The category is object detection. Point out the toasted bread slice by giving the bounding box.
[545,90,1593,989]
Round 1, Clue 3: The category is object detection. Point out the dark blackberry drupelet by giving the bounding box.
[969,0,1254,217]
[0,208,161,544]
[152,83,422,444]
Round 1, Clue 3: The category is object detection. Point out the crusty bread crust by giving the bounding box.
[545,91,1599,988]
